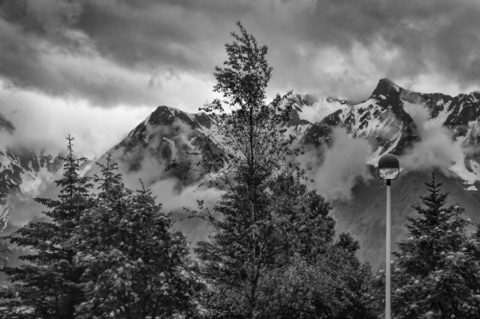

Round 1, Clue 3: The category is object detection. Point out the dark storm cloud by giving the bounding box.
[0,0,163,106]
[259,0,480,97]
[1,0,480,107]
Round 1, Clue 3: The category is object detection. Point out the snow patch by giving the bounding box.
[0,203,11,232]
[402,101,417,119]
[297,98,345,123]
[403,100,452,127]
[19,166,56,198]
[162,137,177,160]
[431,101,453,126]
[0,153,13,172]
[448,136,478,185]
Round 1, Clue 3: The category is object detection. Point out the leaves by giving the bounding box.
[0,138,201,318]
[74,158,200,319]
[192,22,373,319]
[1,135,93,318]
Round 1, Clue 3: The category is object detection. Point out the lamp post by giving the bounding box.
[378,154,400,319]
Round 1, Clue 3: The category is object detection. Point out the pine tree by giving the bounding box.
[372,172,480,318]
[0,135,93,318]
[74,155,200,318]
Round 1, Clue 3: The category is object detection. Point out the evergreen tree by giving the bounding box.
[372,173,480,318]
[74,155,200,318]
[0,135,93,318]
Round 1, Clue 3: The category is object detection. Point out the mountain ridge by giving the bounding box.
[2,78,480,269]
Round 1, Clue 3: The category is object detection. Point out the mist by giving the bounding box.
[401,105,462,173]
[0,83,153,159]
[301,127,373,201]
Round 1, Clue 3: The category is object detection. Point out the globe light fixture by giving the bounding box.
[378,154,400,182]
[378,153,400,319]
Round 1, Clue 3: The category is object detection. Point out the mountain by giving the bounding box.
[101,105,218,185]
[298,78,480,265]
[0,113,68,283]
[102,79,480,268]
[3,79,480,269]
[0,113,65,232]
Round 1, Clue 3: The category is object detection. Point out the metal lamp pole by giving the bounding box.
[386,178,392,319]
[378,154,400,319]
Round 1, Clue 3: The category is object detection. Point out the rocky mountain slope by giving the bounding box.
[0,114,66,282]
[3,79,480,268]
[0,114,63,233]
[102,78,480,267]
[298,79,480,265]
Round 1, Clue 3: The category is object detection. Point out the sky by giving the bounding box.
[1,0,480,157]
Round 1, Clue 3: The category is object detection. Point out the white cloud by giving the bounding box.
[0,80,154,158]
[149,178,223,213]
[301,127,373,201]
[400,105,462,173]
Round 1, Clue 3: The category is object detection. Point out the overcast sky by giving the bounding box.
[1,0,480,157]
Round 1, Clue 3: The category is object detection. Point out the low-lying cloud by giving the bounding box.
[5,169,63,228]
[149,178,222,213]
[301,127,373,201]
[401,105,462,173]
[0,82,153,158]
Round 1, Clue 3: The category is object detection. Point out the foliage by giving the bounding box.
[0,141,201,318]
[254,245,375,319]
[371,173,480,318]
[192,22,373,318]
[74,155,201,319]
[1,135,93,318]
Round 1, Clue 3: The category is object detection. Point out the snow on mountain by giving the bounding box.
[98,81,480,197]
[0,112,63,232]
[298,78,480,190]
[3,78,480,268]
[93,82,480,268]
[290,94,347,124]
[94,105,221,190]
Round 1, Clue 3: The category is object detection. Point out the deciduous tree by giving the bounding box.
[193,22,373,319]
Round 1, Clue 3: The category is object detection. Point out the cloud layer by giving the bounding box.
[400,105,463,173]
[2,0,480,110]
[302,127,373,201]
[0,82,153,158]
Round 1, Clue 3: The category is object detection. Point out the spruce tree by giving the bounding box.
[74,155,200,318]
[0,135,93,318]
[372,173,480,318]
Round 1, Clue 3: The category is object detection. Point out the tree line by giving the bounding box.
[2,22,480,319]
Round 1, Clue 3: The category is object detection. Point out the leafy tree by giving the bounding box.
[255,243,375,319]
[191,21,304,318]
[191,22,373,318]
[74,155,200,319]
[195,174,339,318]
[0,135,93,318]
[371,173,480,318]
